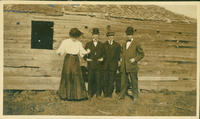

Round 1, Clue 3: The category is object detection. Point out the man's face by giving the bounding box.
[92,34,99,40]
[127,35,133,40]
[108,36,114,41]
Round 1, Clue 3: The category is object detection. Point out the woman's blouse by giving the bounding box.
[56,39,87,57]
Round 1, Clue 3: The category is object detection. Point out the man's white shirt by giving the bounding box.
[93,39,98,47]
[126,38,133,50]
[109,40,113,45]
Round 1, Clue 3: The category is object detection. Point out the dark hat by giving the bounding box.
[92,28,100,35]
[69,28,83,38]
[106,32,115,37]
[126,26,134,35]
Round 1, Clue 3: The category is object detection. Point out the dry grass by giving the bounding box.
[3,89,196,116]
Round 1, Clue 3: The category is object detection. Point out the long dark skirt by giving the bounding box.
[58,54,87,101]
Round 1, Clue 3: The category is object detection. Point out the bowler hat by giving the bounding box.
[92,28,99,35]
[106,32,115,37]
[126,26,134,35]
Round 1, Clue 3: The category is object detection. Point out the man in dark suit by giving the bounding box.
[103,31,121,97]
[119,26,144,100]
[84,28,104,99]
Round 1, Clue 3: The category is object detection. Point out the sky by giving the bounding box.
[158,5,197,19]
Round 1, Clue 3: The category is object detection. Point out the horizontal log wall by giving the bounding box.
[3,12,197,90]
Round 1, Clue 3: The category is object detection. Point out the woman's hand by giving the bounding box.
[86,49,91,54]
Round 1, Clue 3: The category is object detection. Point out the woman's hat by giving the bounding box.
[69,28,83,38]
[92,28,100,35]
[126,26,134,35]
[106,31,115,37]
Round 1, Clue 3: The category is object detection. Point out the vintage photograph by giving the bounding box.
[3,3,197,116]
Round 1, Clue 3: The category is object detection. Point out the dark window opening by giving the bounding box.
[31,21,54,50]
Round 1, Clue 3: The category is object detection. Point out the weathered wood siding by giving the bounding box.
[4,11,197,90]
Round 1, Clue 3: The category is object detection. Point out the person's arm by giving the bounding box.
[83,43,88,60]
[83,43,93,61]
[119,43,124,65]
[56,40,66,55]
[134,43,145,62]
[116,43,121,61]
[79,42,90,58]
[116,43,122,73]
[97,43,104,62]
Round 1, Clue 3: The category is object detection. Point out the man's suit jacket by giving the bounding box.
[121,40,144,72]
[103,41,121,71]
[84,41,104,70]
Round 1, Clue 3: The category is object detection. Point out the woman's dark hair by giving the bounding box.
[69,28,83,38]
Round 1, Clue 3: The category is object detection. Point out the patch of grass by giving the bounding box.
[3,90,196,116]
[159,89,176,95]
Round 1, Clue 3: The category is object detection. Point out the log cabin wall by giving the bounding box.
[3,11,197,90]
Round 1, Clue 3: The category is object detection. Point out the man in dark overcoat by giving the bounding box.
[84,28,104,99]
[103,31,121,97]
[119,26,144,100]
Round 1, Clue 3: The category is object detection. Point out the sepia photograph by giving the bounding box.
[2,3,198,116]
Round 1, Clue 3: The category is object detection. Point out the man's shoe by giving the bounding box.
[129,95,134,101]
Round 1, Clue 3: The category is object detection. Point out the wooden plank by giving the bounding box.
[140,65,196,71]
[3,42,197,56]
[5,49,197,61]
[4,48,57,55]
[4,52,196,65]
[3,76,196,91]
[4,67,62,77]
[3,77,61,90]
[4,58,196,72]
[139,77,178,80]
[4,66,195,79]
[7,43,194,51]
[4,44,30,49]
[4,36,30,40]
[4,60,64,69]
[4,57,196,74]
[138,72,196,79]
[138,80,196,91]
[4,37,30,41]
[4,53,65,61]
[33,15,83,21]
[4,34,31,38]
[4,25,31,30]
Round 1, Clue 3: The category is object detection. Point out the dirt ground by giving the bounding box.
[3,89,196,116]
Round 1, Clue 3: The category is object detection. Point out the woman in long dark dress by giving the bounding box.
[56,28,90,101]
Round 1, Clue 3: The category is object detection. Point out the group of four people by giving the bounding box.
[56,26,144,101]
